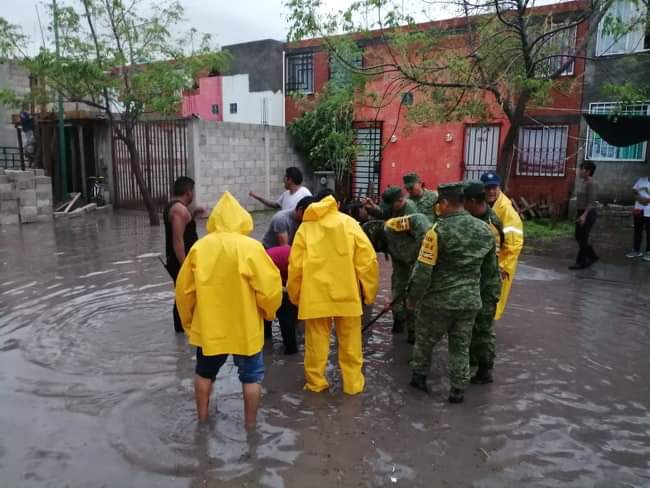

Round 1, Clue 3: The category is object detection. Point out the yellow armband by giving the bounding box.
[385,216,411,232]
[417,225,438,265]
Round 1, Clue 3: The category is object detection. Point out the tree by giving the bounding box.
[0,1,230,225]
[286,0,645,188]
[288,41,363,185]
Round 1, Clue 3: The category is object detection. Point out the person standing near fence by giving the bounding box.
[626,175,650,261]
[163,177,202,333]
[570,162,599,270]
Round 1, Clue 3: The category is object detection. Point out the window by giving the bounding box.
[229,103,237,114]
[211,104,219,115]
[596,0,649,55]
[330,50,363,86]
[536,25,577,77]
[401,92,414,106]
[586,102,649,161]
[517,126,568,176]
[286,53,314,94]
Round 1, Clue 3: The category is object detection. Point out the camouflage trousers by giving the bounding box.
[391,260,415,332]
[470,302,497,371]
[411,306,478,390]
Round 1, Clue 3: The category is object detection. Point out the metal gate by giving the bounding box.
[352,126,382,199]
[112,119,190,209]
[463,125,500,180]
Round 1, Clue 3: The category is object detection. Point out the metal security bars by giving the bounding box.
[536,25,577,77]
[516,126,568,176]
[353,126,382,199]
[286,53,314,94]
[0,147,24,170]
[112,119,189,210]
[463,125,500,180]
[586,102,649,161]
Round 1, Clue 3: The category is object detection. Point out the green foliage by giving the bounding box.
[524,218,574,241]
[602,81,650,106]
[0,0,230,120]
[288,82,357,182]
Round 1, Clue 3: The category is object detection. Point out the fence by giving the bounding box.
[111,119,190,209]
[0,146,25,170]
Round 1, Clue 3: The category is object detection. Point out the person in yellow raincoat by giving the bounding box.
[287,195,379,394]
[481,172,524,320]
[176,192,282,427]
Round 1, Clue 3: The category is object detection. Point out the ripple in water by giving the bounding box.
[21,286,178,375]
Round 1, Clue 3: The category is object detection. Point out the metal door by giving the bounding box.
[353,126,381,199]
[463,125,500,180]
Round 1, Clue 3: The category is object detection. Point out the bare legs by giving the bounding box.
[194,375,261,429]
[194,375,213,423]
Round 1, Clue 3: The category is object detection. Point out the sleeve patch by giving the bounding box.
[417,227,438,265]
[385,216,411,232]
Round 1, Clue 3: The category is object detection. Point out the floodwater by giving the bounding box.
[0,211,649,487]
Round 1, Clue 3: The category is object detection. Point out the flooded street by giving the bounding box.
[1,212,649,487]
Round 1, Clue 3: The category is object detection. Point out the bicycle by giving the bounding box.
[89,176,106,207]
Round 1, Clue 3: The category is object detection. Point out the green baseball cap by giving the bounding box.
[382,186,404,205]
[463,181,486,200]
[437,182,465,200]
[403,172,421,189]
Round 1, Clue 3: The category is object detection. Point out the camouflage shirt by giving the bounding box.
[408,189,438,221]
[408,210,497,310]
[367,199,418,221]
[384,213,432,265]
[473,207,503,305]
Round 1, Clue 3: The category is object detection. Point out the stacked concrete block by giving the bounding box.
[0,169,53,225]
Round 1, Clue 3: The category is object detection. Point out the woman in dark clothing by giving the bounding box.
[570,162,598,270]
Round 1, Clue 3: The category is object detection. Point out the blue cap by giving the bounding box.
[480,172,501,187]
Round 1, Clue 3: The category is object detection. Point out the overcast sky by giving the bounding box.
[1,0,449,52]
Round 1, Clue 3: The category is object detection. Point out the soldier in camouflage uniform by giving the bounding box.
[384,213,431,339]
[364,186,418,221]
[403,172,438,223]
[464,182,503,384]
[407,183,499,403]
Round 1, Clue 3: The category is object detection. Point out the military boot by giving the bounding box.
[409,373,428,392]
[448,388,464,403]
[471,368,493,384]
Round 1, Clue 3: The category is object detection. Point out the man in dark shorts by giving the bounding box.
[163,177,203,332]
[176,192,282,426]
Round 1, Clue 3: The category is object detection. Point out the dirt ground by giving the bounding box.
[0,211,648,487]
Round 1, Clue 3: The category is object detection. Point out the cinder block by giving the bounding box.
[35,215,52,223]
[19,189,37,205]
[36,191,51,200]
[35,176,51,185]
[0,214,19,225]
[34,169,45,176]
[0,175,8,183]
[0,168,5,175]
[16,179,35,190]
[0,200,19,213]
[20,206,37,217]
[0,190,17,201]
[0,183,14,193]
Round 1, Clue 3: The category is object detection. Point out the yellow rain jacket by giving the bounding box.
[492,191,524,320]
[288,196,379,319]
[175,192,282,356]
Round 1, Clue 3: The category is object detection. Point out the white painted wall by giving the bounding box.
[221,74,284,127]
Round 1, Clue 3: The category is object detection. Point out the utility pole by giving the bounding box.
[52,0,68,197]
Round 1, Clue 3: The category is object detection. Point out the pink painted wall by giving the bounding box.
[182,76,223,121]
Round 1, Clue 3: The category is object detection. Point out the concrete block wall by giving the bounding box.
[0,169,53,225]
[0,62,30,148]
[190,121,307,212]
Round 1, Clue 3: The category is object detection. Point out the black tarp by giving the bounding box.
[583,113,650,147]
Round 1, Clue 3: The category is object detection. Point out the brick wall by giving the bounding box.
[188,120,307,212]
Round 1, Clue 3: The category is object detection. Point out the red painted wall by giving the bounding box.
[285,3,587,208]
[182,76,223,121]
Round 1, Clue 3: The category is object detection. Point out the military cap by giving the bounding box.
[382,186,404,205]
[437,182,464,200]
[464,181,486,200]
[402,172,421,188]
[480,171,501,187]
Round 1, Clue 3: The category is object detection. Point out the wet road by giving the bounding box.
[0,212,649,487]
